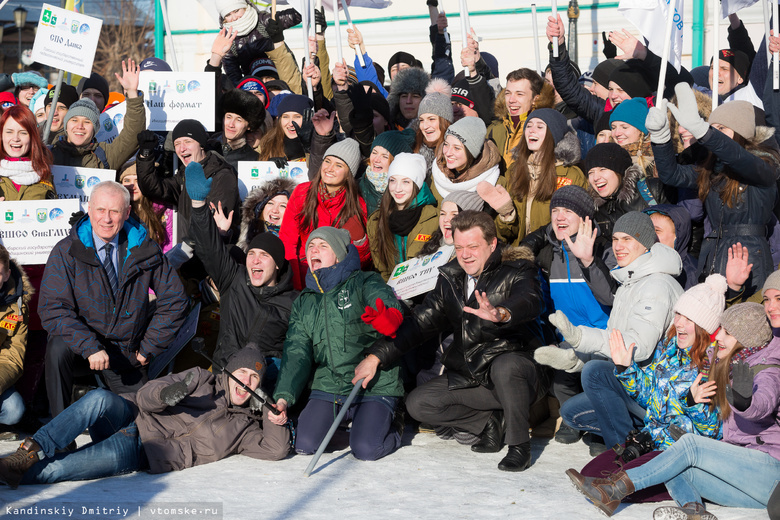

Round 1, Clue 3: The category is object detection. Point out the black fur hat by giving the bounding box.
[220,89,265,133]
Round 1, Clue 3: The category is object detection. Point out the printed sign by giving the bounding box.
[30,4,103,77]
[51,166,116,211]
[139,71,215,131]
[0,199,80,265]
[95,101,128,144]
[236,161,309,200]
[387,245,455,300]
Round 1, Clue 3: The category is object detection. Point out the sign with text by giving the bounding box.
[95,101,127,143]
[52,166,116,211]
[387,245,455,300]
[139,71,215,131]
[236,161,309,200]
[30,4,103,77]
[0,199,80,265]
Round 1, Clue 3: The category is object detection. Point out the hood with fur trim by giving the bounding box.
[388,68,430,127]
[238,177,297,250]
[500,244,535,263]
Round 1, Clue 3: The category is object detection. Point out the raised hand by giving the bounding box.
[608,29,647,60]
[564,216,597,267]
[725,243,752,292]
[609,328,635,367]
[690,373,717,404]
[463,291,503,322]
[115,59,140,98]
[211,27,237,65]
[209,200,234,235]
[546,14,566,45]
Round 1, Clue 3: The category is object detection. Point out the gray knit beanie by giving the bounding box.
[306,227,351,262]
[550,185,594,220]
[613,211,657,251]
[762,269,780,296]
[418,92,454,123]
[720,302,772,350]
[225,345,266,379]
[445,116,487,158]
[708,100,756,140]
[673,274,728,334]
[64,99,100,134]
[324,138,361,178]
[442,190,484,212]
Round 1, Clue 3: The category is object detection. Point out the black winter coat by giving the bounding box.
[369,245,555,390]
[189,205,298,368]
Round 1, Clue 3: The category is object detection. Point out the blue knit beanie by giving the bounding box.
[609,97,649,134]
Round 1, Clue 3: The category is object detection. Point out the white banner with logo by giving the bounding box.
[52,166,116,211]
[387,245,455,300]
[139,71,215,131]
[236,161,309,200]
[0,199,80,265]
[30,4,103,77]
[95,102,128,144]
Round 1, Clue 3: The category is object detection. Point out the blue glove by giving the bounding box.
[184,161,212,202]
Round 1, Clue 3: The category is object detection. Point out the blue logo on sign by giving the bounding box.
[79,24,89,35]
[187,80,201,92]
[49,208,65,221]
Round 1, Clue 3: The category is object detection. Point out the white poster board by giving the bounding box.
[387,245,455,300]
[95,101,128,143]
[0,199,80,265]
[236,161,309,200]
[30,4,103,77]
[52,166,116,211]
[139,71,216,131]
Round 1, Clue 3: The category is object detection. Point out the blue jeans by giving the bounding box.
[21,389,145,484]
[560,360,646,447]
[626,434,780,508]
[0,387,24,425]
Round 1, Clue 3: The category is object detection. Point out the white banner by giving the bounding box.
[387,245,454,300]
[721,0,759,17]
[236,161,309,200]
[30,4,103,78]
[51,166,116,211]
[618,0,684,72]
[94,101,128,144]
[0,199,80,265]
[139,71,215,131]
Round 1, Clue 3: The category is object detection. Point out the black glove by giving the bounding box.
[347,83,373,128]
[159,371,195,407]
[266,18,284,44]
[314,7,327,35]
[137,130,158,159]
[269,157,288,169]
[427,0,438,6]
[291,119,315,153]
[602,31,617,60]
[726,360,754,411]
[69,210,85,226]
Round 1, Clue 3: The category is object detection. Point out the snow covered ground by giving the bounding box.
[0,429,768,520]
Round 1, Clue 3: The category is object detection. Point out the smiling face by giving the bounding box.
[418,113,442,145]
[320,156,350,191]
[262,194,288,228]
[607,81,630,107]
[2,117,30,158]
[369,146,392,174]
[673,313,697,350]
[245,248,278,287]
[551,207,583,241]
[88,187,131,242]
[400,92,422,120]
[17,85,37,107]
[524,118,548,152]
[224,112,250,141]
[650,213,676,249]
[610,121,643,146]
[504,79,535,117]
[223,7,247,23]
[174,136,206,166]
[121,173,142,202]
[612,231,648,267]
[678,124,695,148]
[763,288,780,328]
[442,135,468,171]
[714,327,739,360]
[280,112,303,139]
[709,61,742,96]
[80,88,106,112]
[454,226,496,277]
[46,102,68,133]
[388,175,415,209]
[439,201,459,245]
[228,367,261,406]
[588,167,621,198]
[306,237,338,271]
[66,116,95,147]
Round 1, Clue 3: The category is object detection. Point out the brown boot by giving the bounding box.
[652,502,718,520]
[0,437,43,489]
[565,468,635,516]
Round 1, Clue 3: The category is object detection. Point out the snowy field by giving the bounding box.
[0,429,767,520]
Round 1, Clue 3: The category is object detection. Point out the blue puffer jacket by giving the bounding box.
[616,336,722,449]
[39,215,189,366]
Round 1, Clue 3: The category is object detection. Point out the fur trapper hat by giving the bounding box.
[220,88,266,133]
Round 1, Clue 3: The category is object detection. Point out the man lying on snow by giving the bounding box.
[0,346,290,488]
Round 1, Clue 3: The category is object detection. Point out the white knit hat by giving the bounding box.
[217,0,248,17]
[388,153,426,188]
[673,274,728,334]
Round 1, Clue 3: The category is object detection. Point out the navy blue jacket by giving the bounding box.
[39,215,188,366]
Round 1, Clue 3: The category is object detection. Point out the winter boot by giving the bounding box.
[555,423,583,444]
[498,442,531,472]
[565,468,635,516]
[0,437,43,489]
[471,410,505,453]
[652,502,718,520]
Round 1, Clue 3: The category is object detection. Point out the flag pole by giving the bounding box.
[332,0,343,63]
[656,0,677,99]
[339,0,366,68]
[712,0,719,110]
[532,4,542,76]
[458,0,470,75]
[302,0,314,101]
[763,0,771,66]
[159,0,178,71]
[773,0,779,90]
[552,0,559,58]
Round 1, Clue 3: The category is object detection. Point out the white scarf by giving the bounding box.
[430,160,500,199]
[0,159,42,186]
[223,5,259,37]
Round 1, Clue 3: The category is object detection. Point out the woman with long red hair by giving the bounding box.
[0,105,55,200]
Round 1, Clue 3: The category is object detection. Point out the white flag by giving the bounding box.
[720,0,759,18]
[618,0,684,72]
